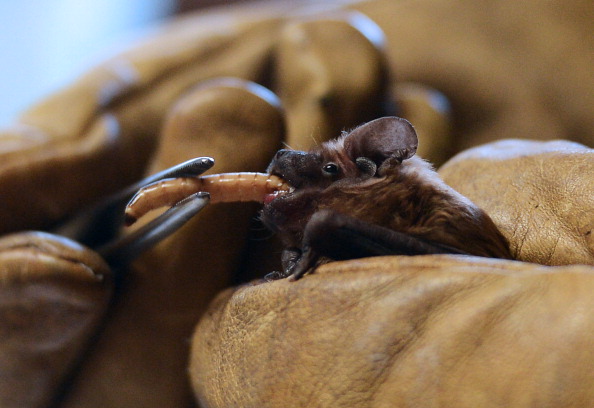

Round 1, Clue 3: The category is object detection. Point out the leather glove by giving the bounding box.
[190,141,594,407]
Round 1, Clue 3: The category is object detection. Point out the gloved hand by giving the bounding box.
[190,140,594,407]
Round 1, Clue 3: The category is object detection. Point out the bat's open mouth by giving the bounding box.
[263,178,294,205]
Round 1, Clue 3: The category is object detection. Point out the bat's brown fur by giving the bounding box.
[319,156,511,258]
[261,117,512,262]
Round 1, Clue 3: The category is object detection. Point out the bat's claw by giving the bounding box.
[287,247,317,281]
[276,246,318,281]
[264,270,289,281]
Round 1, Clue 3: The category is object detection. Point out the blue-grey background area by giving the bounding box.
[0,0,177,126]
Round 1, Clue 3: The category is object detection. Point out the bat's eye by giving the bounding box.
[322,163,339,176]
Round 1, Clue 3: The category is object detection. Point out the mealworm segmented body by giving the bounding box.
[125,172,290,225]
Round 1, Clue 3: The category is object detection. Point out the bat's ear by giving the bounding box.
[344,117,418,166]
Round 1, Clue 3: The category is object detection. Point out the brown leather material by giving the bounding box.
[439,140,594,266]
[354,0,594,150]
[0,232,112,408]
[276,10,391,150]
[190,256,594,408]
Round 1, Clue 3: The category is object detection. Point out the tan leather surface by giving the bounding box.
[191,256,594,408]
[0,0,591,407]
[355,0,594,150]
[276,10,391,150]
[439,140,594,266]
[0,232,112,408]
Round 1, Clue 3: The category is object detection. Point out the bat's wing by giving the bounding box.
[289,209,468,280]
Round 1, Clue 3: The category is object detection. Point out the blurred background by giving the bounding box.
[0,0,250,126]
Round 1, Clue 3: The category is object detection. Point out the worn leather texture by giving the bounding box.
[439,140,594,267]
[0,0,592,407]
[0,232,112,408]
[191,257,594,408]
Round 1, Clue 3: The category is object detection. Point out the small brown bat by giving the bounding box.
[260,116,512,280]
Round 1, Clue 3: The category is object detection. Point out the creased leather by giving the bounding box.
[439,140,594,266]
[191,256,594,408]
[275,10,391,150]
[0,232,112,408]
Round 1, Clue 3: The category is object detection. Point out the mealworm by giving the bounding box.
[125,172,290,225]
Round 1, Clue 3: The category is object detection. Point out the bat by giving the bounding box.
[259,116,512,280]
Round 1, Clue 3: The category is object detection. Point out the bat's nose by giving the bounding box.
[268,149,308,182]
[267,150,290,174]
[267,150,291,173]
[274,149,291,159]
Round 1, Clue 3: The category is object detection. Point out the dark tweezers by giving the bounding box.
[52,157,214,269]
